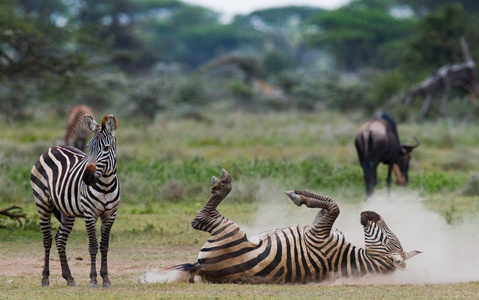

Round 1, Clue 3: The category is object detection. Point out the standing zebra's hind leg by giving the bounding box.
[39,214,53,287]
[55,216,77,286]
[191,169,231,232]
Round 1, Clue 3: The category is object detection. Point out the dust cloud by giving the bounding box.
[245,187,479,285]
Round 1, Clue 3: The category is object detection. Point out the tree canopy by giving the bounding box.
[1,0,478,120]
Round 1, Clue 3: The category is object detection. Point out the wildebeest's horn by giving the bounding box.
[402,136,420,153]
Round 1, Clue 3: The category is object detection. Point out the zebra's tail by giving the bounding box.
[168,263,202,283]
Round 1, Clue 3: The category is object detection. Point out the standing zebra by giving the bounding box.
[64,105,94,152]
[171,169,421,284]
[31,114,120,288]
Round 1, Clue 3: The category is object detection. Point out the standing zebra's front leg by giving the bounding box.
[85,216,100,288]
[191,169,232,233]
[56,216,77,286]
[99,213,116,288]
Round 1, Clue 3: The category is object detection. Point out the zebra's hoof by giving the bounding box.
[211,176,219,186]
[285,190,302,206]
[211,169,231,195]
[220,169,229,180]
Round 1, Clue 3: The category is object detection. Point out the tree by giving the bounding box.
[307,7,413,71]
[396,0,479,15]
[402,4,479,75]
[0,0,87,120]
[75,0,184,71]
[232,6,324,70]
[0,0,82,78]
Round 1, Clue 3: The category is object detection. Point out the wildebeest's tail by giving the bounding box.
[363,132,376,196]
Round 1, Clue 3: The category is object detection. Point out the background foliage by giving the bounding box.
[1,0,479,121]
[1,1,479,295]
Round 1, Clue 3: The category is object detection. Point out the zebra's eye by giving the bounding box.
[103,145,110,152]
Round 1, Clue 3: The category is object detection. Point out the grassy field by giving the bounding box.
[1,109,478,298]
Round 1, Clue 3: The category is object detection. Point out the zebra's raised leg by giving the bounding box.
[191,169,231,233]
[99,214,116,288]
[285,190,339,235]
[55,216,77,286]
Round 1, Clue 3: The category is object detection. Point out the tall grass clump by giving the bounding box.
[410,171,467,195]
[119,155,366,205]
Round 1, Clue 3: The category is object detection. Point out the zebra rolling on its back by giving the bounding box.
[171,169,421,284]
[31,114,120,288]
[64,105,94,152]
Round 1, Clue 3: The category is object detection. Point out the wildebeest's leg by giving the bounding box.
[286,190,339,236]
[56,216,77,286]
[355,138,370,197]
[99,213,116,288]
[191,169,232,233]
[386,163,393,194]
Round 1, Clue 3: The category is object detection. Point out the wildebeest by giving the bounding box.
[355,113,420,197]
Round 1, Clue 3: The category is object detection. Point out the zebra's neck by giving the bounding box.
[337,242,395,276]
[77,155,117,188]
[305,228,395,277]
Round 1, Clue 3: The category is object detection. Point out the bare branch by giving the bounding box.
[0,205,27,227]
[389,38,478,119]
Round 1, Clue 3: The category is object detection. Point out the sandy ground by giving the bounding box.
[0,245,198,281]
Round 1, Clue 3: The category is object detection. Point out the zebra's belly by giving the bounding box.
[196,226,328,284]
[52,195,85,218]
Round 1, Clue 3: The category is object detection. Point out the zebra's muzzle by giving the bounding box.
[389,254,406,270]
[360,211,381,226]
[83,163,99,186]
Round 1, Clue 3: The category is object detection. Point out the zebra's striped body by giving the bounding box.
[64,105,94,152]
[31,114,120,288]
[172,169,420,284]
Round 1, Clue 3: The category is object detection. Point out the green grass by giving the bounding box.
[1,109,478,298]
[1,278,478,299]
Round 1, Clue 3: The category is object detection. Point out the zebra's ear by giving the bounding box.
[102,115,118,136]
[404,250,422,260]
[85,114,100,132]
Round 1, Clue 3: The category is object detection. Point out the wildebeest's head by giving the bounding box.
[360,211,421,270]
[393,137,420,186]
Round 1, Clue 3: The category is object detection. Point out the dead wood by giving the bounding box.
[0,205,27,227]
[390,38,478,119]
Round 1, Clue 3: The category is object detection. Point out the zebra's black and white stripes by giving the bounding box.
[31,114,120,288]
[171,169,420,284]
[64,105,94,152]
